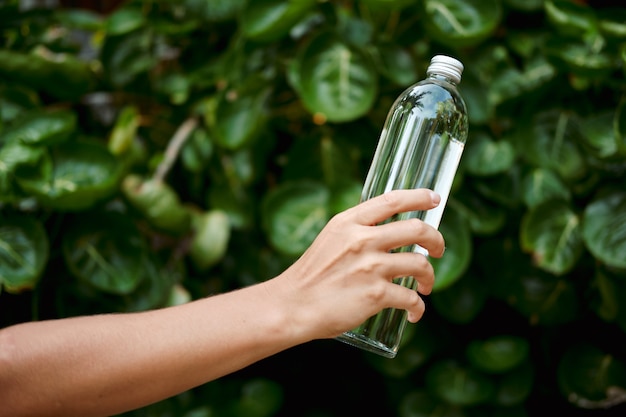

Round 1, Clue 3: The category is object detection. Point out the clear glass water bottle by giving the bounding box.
[336,55,469,358]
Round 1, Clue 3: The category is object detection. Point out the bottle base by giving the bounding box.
[335,332,398,358]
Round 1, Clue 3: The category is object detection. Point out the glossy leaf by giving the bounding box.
[0,108,76,146]
[0,48,95,100]
[422,0,502,48]
[544,0,599,38]
[372,43,419,86]
[520,200,583,275]
[212,88,271,150]
[189,209,231,271]
[399,390,462,417]
[516,110,587,182]
[494,361,535,406]
[15,140,122,211]
[463,132,515,177]
[232,378,284,417]
[466,335,530,374]
[108,105,140,156]
[557,343,626,407]
[261,181,330,257]
[450,190,507,236]
[105,7,145,35]
[181,127,213,174]
[426,360,495,406]
[431,207,472,291]
[291,32,378,123]
[509,273,579,326]
[121,174,192,235]
[0,141,46,202]
[521,168,571,209]
[582,190,626,270]
[122,252,184,312]
[62,212,146,295]
[431,273,488,324]
[241,0,317,42]
[545,37,615,78]
[0,215,49,293]
[366,322,438,378]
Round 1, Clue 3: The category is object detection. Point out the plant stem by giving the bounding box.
[153,116,199,183]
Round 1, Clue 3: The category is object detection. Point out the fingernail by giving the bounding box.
[430,191,441,205]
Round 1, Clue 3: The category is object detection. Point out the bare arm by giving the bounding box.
[0,189,445,417]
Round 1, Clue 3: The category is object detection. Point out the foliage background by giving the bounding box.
[1,0,626,416]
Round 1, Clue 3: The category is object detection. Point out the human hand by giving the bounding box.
[267,188,446,341]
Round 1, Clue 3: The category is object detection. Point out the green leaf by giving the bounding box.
[422,0,502,48]
[426,360,495,406]
[431,207,472,291]
[450,190,507,236]
[121,175,192,235]
[16,140,123,211]
[544,0,599,39]
[0,108,76,146]
[0,140,46,202]
[598,7,626,39]
[0,48,95,101]
[582,190,626,270]
[516,109,587,182]
[105,7,145,35]
[184,0,246,22]
[520,167,571,209]
[558,343,626,407]
[181,127,213,173]
[545,37,615,79]
[108,105,140,156]
[371,43,419,86]
[62,211,146,295]
[101,30,156,87]
[464,132,515,177]
[366,322,438,378]
[509,273,579,326]
[0,215,49,293]
[466,335,530,374]
[189,209,231,271]
[399,390,460,417]
[494,361,535,406]
[241,0,317,42]
[212,88,271,150]
[431,273,488,324]
[261,181,330,257]
[292,32,378,123]
[232,378,284,417]
[520,200,583,275]
[122,252,184,312]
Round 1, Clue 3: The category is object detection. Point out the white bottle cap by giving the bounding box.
[427,55,464,84]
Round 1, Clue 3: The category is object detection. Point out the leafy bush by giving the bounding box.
[1,0,626,416]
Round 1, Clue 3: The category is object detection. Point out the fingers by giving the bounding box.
[382,252,435,295]
[350,189,441,226]
[373,218,445,258]
[383,281,427,323]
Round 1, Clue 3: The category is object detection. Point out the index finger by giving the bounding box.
[350,189,441,226]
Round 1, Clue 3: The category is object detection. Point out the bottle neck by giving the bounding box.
[428,72,459,86]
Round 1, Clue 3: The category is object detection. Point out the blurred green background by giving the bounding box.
[1,0,626,416]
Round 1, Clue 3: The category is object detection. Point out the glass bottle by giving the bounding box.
[335,55,469,358]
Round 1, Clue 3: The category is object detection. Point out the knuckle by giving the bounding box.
[364,281,388,304]
[381,190,402,211]
[408,217,427,234]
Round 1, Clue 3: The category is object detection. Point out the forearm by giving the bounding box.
[0,282,295,417]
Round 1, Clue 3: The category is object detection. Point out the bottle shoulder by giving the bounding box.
[396,79,467,115]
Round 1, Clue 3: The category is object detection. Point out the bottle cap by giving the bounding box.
[427,55,464,84]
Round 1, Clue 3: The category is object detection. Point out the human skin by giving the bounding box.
[0,188,445,417]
